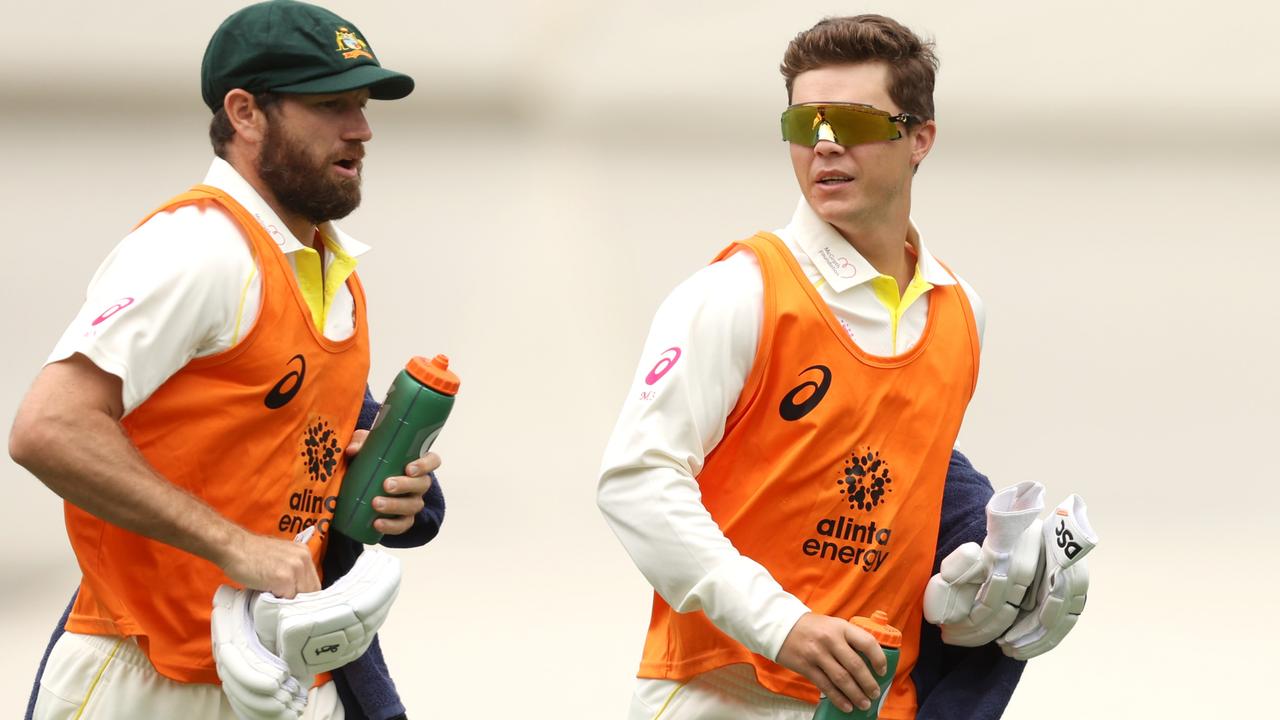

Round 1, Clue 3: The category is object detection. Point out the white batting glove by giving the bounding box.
[211,586,308,720]
[252,547,401,679]
[998,494,1097,660]
[924,481,1046,646]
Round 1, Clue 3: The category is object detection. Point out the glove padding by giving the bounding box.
[211,585,308,720]
[998,494,1097,660]
[252,547,401,679]
[923,481,1046,646]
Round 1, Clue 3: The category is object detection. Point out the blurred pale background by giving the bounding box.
[3,0,1277,717]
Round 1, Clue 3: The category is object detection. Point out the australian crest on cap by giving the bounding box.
[335,27,373,60]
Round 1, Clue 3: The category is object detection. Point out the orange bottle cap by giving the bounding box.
[406,354,460,396]
[850,610,902,648]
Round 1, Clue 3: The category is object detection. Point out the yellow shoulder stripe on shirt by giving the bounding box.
[230,233,359,337]
[231,265,258,345]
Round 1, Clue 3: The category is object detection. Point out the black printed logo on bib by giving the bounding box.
[839,447,894,511]
[264,354,307,409]
[779,364,832,421]
[300,417,342,484]
[801,446,897,573]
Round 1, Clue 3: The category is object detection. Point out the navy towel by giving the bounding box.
[912,449,1026,719]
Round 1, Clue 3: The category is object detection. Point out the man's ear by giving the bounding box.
[910,119,937,172]
[224,89,270,146]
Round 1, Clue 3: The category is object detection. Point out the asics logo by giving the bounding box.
[645,347,682,386]
[264,354,306,409]
[779,364,832,421]
[91,297,135,326]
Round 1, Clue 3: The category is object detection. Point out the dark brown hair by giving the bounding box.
[208,91,282,158]
[780,15,939,121]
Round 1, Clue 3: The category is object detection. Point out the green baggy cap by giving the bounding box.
[201,0,414,112]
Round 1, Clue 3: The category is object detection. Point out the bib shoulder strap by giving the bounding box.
[931,257,982,396]
[130,185,268,267]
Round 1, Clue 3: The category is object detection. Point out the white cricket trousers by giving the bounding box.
[33,631,344,720]
[628,664,817,720]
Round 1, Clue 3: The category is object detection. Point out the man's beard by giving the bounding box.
[257,122,361,224]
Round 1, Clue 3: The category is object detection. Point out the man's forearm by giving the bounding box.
[12,408,239,567]
[10,367,240,569]
[597,462,809,659]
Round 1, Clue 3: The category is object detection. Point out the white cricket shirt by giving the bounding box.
[48,158,369,415]
[597,198,984,662]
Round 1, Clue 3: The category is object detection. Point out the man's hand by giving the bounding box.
[217,531,321,599]
[253,548,402,679]
[776,613,886,713]
[344,429,439,536]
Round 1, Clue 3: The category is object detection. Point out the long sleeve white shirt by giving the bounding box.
[47,158,368,414]
[597,198,984,662]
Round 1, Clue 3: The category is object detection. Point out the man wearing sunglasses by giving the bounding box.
[599,15,1031,720]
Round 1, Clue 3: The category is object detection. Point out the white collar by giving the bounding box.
[910,223,956,287]
[203,157,371,258]
[782,198,954,291]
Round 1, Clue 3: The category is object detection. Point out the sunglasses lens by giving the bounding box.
[781,106,820,145]
[781,105,903,147]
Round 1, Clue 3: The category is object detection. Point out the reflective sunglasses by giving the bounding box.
[781,103,920,148]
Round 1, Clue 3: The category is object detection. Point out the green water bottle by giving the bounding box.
[333,355,460,544]
[812,610,902,720]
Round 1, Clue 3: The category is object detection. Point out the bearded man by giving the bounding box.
[10,2,440,718]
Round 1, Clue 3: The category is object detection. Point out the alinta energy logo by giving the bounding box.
[800,446,896,573]
[280,417,343,537]
[301,418,342,484]
[839,447,894,511]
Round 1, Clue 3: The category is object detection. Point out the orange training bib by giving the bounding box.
[638,232,980,719]
[63,186,370,683]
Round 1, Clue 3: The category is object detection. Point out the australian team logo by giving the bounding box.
[335,27,373,60]
[838,446,894,511]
